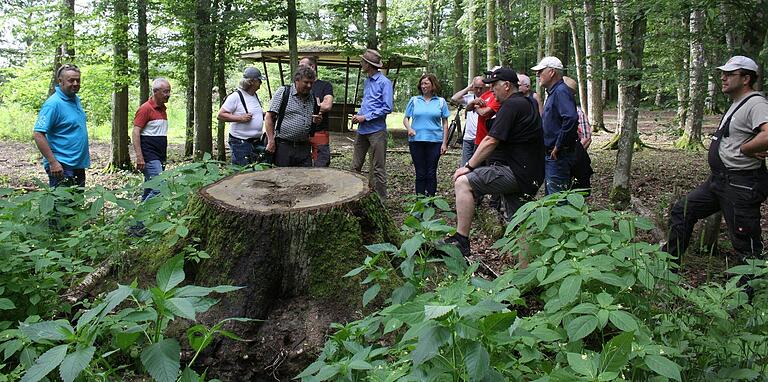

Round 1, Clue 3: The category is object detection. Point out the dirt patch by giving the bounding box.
[261,183,330,207]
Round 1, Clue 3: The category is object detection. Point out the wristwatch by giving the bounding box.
[464,162,475,171]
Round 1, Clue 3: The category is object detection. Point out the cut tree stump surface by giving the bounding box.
[201,167,368,212]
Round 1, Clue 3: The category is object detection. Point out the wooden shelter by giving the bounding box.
[241,46,426,132]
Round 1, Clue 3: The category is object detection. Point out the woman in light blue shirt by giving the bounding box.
[403,73,450,196]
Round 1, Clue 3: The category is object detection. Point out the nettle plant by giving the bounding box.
[0,255,250,382]
[298,192,768,381]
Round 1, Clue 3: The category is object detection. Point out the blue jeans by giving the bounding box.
[45,166,85,188]
[544,149,577,195]
[460,139,476,167]
[409,141,442,196]
[142,159,164,201]
[229,136,257,166]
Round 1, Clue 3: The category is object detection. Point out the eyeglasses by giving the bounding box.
[721,71,743,78]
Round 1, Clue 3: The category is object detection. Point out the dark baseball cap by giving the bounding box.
[483,67,518,85]
[243,67,266,81]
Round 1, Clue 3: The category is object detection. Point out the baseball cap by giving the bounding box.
[531,56,564,71]
[717,56,758,72]
[482,67,519,85]
[243,67,266,81]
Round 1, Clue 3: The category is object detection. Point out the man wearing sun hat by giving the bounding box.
[531,56,579,195]
[351,49,394,200]
[443,67,544,257]
[664,55,768,264]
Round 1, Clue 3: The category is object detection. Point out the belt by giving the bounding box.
[711,167,767,179]
[546,146,574,155]
[275,137,310,146]
[229,133,260,143]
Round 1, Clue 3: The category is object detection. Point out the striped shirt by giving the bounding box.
[268,85,315,142]
[576,106,591,142]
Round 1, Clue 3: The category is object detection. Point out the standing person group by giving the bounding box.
[403,74,450,196]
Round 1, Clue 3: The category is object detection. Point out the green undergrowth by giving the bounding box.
[299,192,768,381]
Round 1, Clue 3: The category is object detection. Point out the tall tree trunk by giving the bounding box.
[583,0,604,132]
[214,0,230,162]
[137,0,149,105]
[50,0,76,95]
[288,0,299,73]
[467,0,478,81]
[536,2,545,95]
[568,13,587,110]
[185,38,195,157]
[496,0,511,66]
[676,8,705,150]
[427,0,435,72]
[609,0,647,209]
[705,71,718,114]
[365,0,378,50]
[110,0,131,170]
[452,0,464,92]
[600,5,611,101]
[486,0,497,70]
[194,0,214,160]
[544,4,556,56]
[376,0,387,51]
[676,15,690,133]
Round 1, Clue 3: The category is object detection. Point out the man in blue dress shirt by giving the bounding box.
[33,64,90,187]
[351,49,394,200]
[531,56,578,195]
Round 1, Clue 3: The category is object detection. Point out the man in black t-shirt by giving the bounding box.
[444,67,544,257]
[299,56,334,166]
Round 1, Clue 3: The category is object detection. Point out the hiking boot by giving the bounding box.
[439,234,471,258]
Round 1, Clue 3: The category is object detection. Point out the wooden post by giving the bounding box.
[342,57,350,132]
[278,57,286,86]
[262,57,272,98]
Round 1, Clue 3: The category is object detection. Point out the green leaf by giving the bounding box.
[531,327,564,341]
[540,264,576,285]
[20,344,68,382]
[600,332,633,373]
[609,311,638,332]
[315,364,340,381]
[343,266,365,278]
[481,312,517,334]
[2,339,23,361]
[424,305,457,320]
[618,220,632,238]
[21,320,74,342]
[637,268,655,289]
[388,302,425,324]
[0,298,15,310]
[39,195,54,215]
[179,367,201,382]
[411,324,451,365]
[365,243,398,255]
[77,285,133,330]
[59,346,95,382]
[644,355,682,381]
[362,284,381,307]
[165,298,197,320]
[156,255,185,292]
[140,339,181,382]
[559,275,582,304]
[533,208,551,231]
[567,352,597,378]
[465,341,490,381]
[149,221,174,232]
[402,235,425,258]
[457,299,507,318]
[348,359,373,370]
[187,325,213,353]
[596,292,614,307]
[575,231,589,243]
[433,198,451,211]
[392,283,417,304]
[566,315,598,342]
[567,193,585,209]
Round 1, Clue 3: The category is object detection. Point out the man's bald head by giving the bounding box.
[471,76,487,96]
[517,74,532,96]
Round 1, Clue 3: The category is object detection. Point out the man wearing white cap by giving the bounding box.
[531,56,579,195]
[664,55,768,264]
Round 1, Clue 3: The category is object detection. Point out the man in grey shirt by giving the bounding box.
[264,66,321,167]
[664,55,768,264]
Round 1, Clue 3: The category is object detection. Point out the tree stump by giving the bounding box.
[181,168,400,379]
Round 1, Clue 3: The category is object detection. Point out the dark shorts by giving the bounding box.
[466,164,520,199]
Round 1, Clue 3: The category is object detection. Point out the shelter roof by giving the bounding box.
[240,43,426,69]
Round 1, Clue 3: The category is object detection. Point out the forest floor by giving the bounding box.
[2,107,766,287]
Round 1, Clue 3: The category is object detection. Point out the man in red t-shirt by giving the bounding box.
[132,78,170,201]
[468,88,501,146]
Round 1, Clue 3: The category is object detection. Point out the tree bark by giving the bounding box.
[376,0,387,50]
[676,15,690,134]
[583,0,604,132]
[214,0,230,162]
[137,0,150,105]
[544,4,556,57]
[185,38,195,158]
[194,0,214,160]
[675,8,705,150]
[163,168,401,379]
[609,0,647,210]
[288,0,299,73]
[110,0,131,170]
[467,0,478,81]
[568,13,587,111]
[600,5,611,102]
[452,0,464,93]
[486,0,497,70]
[49,0,76,95]
[496,0,511,66]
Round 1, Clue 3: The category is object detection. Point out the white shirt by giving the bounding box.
[221,88,264,139]
[462,93,478,141]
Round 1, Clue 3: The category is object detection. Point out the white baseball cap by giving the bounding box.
[717,56,758,72]
[531,56,564,71]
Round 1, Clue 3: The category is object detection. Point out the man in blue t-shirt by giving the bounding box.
[531,56,578,195]
[33,64,90,187]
